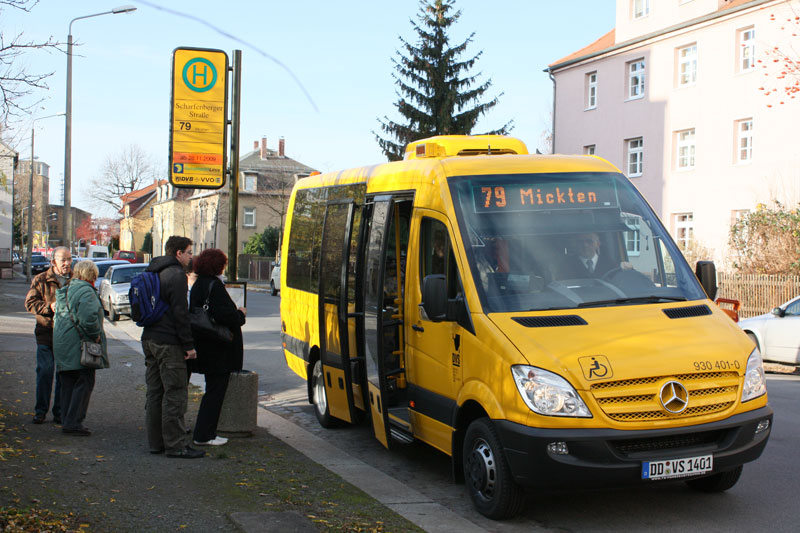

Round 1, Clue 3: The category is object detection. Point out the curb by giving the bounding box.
[254,406,488,533]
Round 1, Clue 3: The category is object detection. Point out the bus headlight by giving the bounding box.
[741,348,767,402]
[511,365,591,418]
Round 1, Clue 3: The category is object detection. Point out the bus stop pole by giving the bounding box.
[226,49,242,281]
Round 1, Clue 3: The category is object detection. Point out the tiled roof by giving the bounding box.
[549,29,615,68]
[119,179,167,205]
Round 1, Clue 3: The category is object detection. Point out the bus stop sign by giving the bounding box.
[169,47,229,189]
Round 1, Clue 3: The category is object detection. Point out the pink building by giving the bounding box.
[548,0,800,266]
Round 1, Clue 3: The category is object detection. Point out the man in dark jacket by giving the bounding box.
[25,246,72,424]
[141,236,203,459]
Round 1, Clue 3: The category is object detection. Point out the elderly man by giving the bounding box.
[25,246,72,424]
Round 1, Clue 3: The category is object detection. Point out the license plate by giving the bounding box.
[642,455,713,480]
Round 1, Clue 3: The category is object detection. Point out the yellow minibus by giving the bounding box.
[279,135,772,519]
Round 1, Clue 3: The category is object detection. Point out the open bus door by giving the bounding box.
[318,200,361,424]
[362,196,412,449]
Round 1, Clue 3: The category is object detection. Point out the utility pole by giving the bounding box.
[226,50,242,281]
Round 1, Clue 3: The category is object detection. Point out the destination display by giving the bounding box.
[473,179,618,213]
[169,47,229,189]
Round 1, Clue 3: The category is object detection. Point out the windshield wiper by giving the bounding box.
[577,295,687,308]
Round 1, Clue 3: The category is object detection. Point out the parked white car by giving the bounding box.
[738,295,800,365]
[99,263,148,322]
[270,262,280,296]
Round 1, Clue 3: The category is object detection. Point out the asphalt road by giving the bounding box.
[107,289,800,532]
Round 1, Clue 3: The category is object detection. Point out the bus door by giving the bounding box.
[318,200,361,423]
[363,195,412,448]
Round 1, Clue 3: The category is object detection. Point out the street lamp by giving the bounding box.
[45,212,58,252]
[63,5,137,253]
[21,204,35,280]
[27,112,65,282]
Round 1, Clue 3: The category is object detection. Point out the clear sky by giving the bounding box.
[2,0,616,217]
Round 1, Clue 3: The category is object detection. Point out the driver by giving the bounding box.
[563,232,632,278]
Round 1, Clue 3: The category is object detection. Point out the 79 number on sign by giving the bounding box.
[178,121,192,130]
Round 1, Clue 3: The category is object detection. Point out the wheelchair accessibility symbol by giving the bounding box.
[579,355,614,380]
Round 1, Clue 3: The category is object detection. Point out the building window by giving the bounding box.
[627,137,643,177]
[678,44,697,86]
[585,72,597,110]
[149,207,154,217]
[738,27,755,73]
[674,213,694,250]
[243,173,257,192]
[624,216,641,256]
[633,0,649,19]
[731,209,750,225]
[736,118,753,163]
[243,207,256,227]
[676,129,696,170]
[583,144,596,155]
[627,59,645,99]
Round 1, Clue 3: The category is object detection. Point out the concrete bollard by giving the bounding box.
[217,370,258,437]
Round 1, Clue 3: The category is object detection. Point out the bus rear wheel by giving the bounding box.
[311,360,339,428]
[463,418,524,519]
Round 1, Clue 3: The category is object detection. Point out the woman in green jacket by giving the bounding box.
[54,260,109,436]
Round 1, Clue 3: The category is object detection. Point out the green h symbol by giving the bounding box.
[191,63,209,86]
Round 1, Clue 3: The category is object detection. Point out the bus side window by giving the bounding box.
[420,217,460,303]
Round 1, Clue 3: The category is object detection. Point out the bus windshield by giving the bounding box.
[449,172,706,313]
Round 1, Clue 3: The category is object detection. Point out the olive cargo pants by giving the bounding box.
[143,339,189,454]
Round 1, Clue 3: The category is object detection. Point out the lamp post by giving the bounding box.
[27,112,65,282]
[45,212,58,252]
[22,205,35,281]
[63,5,137,254]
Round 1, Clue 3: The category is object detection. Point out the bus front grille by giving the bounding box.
[590,371,740,422]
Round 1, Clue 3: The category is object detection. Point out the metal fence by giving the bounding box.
[238,255,276,281]
[717,273,800,318]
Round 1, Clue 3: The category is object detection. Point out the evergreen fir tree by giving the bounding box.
[375,0,512,161]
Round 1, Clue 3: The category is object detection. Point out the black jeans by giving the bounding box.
[193,372,230,443]
[58,368,95,431]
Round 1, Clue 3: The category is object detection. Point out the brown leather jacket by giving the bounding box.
[25,267,70,346]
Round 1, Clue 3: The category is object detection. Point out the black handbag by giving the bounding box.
[64,284,105,369]
[189,279,234,343]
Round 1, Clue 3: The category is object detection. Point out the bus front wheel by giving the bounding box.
[685,465,743,492]
[311,360,339,428]
[463,418,524,519]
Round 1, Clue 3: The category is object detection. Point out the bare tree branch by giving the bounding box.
[86,144,160,214]
[0,0,65,126]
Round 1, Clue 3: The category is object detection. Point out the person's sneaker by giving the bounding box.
[32,415,45,424]
[166,446,205,459]
[194,436,228,446]
[53,416,62,425]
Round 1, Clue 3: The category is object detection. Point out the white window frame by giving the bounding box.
[627,59,645,99]
[584,144,596,155]
[676,129,696,170]
[243,207,256,227]
[627,137,643,177]
[633,0,650,19]
[242,173,257,192]
[678,44,697,86]
[737,118,753,163]
[624,216,641,256]
[738,27,755,73]
[586,72,597,110]
[674,213,694,250]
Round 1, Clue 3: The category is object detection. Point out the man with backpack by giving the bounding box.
[139,236,203,459]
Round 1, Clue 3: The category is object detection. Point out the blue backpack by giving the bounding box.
[129,271,169,327]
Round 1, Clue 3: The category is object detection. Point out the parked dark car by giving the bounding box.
[29,255,50,275]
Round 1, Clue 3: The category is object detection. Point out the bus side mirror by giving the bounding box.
[695,261,717,301]
[422,274,447,321]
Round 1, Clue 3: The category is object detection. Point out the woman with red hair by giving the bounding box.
[188,248,246,446]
